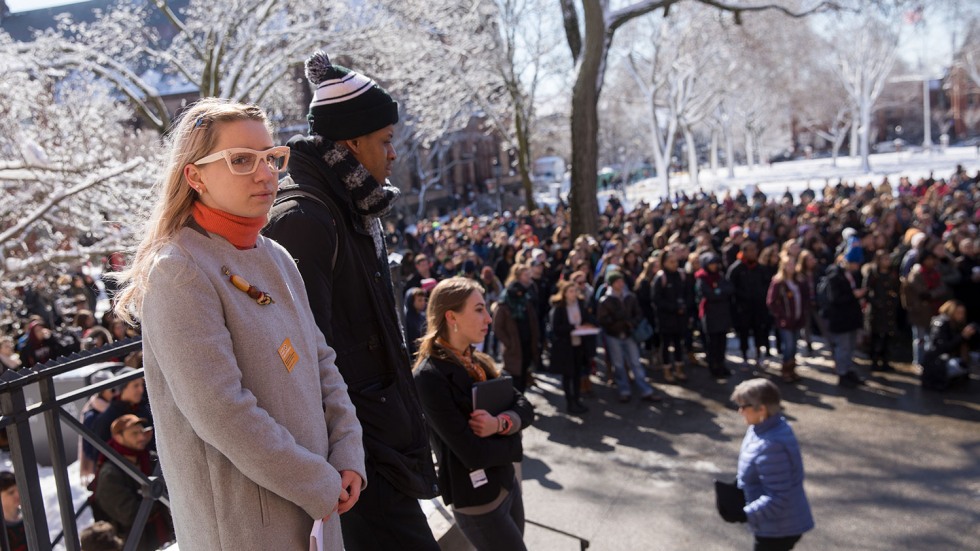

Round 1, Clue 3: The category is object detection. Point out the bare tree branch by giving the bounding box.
[0,159,144,245]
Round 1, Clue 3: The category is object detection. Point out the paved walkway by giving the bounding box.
[515,339,980,550]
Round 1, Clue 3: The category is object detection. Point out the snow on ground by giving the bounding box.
[0,451,93,550]
[626,145,980,205]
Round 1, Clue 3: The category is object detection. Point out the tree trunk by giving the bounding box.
[709,128,719,173]
[649,99,670,201]
[513,104,536,211]
[859,98,872,172]
[568,1,608,238]
[745,132,756,170]
[831,132,844,167]
[683,125,699,187]
[724,118,735,178]
[849,108,859,157]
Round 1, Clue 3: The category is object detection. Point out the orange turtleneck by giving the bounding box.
[192,202,266,250]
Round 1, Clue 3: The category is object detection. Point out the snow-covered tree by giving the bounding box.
[962,19,980,88]
[623,6,730,194]
[832,14,899,171]
[0,37,155,282]
[364,0,511,214]
[559,0,839,237]
[18,0,361,134]
[488,0,570,209]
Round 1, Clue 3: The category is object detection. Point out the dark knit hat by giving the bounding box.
[700,252,721,267]
[0,472,15,492]
[305,51,399,140]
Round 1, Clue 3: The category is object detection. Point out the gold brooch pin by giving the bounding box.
[222,266,274,305]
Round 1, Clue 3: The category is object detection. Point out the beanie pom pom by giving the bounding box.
[305,50,334,85]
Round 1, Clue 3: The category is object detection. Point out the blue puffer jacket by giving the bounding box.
[737,415,815,538]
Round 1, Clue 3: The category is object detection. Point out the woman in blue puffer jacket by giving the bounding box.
[731,378,814,550]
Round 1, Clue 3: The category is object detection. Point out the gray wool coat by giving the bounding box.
[141,225,365,551]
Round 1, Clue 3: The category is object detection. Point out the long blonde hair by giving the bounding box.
[504,263,530,287]
[112,98,270,325]
[413,277,497,378]
[772,254,798,283]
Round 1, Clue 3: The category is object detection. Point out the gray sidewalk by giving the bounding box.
[509,342,980,550]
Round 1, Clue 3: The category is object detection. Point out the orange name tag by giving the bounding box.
[278,338,299,373]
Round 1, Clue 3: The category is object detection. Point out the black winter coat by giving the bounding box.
[634,278,657,330]
[413,354,534,508]
[862,265,900,335]
[695,269,734,334]
[727,260,772,331]
[548,299,597,376]
[921,315,972,389]
[823,264,863,334]
[651,270,689,334]
[597,290,642,339]
[263,135,437,499]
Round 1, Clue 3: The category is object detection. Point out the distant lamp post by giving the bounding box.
[923,77,933,150]
[492,157,503,214]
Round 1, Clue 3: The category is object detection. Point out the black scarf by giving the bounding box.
[500,282,529,322]
[317,137,400,222]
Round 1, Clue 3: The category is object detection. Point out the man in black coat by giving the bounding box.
[263,52,439,550]
[726,241,772,365]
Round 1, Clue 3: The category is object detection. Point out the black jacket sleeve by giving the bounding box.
[263,203,338,342]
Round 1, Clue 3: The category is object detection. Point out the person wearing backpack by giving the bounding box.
[821,244,867,387]
[262,53,439,549]
[598,271,660,403]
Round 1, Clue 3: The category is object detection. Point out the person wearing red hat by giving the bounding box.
[91,415,172,550]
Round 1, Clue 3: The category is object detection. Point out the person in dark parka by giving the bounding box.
[262,52,439,549]
[493,266,540,393]
[404,287,428,361]
[921,300,978,390]
[728,241,774,365]
[822,247,867,387]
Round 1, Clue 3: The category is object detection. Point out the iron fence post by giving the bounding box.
[0,385,52,551]
[38,378,80,551]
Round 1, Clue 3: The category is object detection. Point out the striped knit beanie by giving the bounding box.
[304,51,399,140]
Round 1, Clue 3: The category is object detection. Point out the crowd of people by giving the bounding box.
[392,167,980,403]
[0,53,977,549]
[1,168,978,549]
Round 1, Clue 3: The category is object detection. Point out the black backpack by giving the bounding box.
[815,273,832,319]
[270,182,340,271]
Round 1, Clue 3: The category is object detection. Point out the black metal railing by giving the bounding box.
[526,518,590,550]
[0,338,169,551]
